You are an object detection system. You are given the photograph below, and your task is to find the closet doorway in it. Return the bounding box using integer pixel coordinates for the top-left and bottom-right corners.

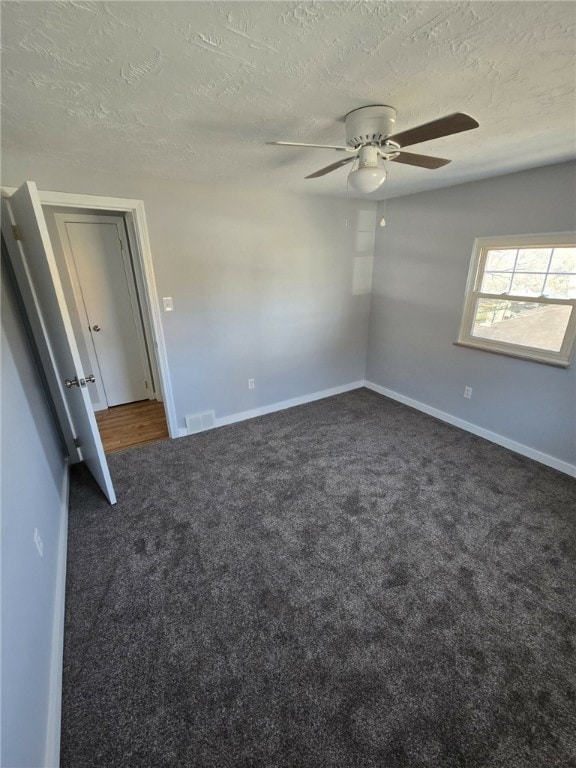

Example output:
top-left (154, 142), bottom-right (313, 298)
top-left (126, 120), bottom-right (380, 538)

top-left (44, 201), bottom-right (174, 454)
top-left (54, 212), bottom-right (151, 408)
top-left (3, 182), bottom-right (177, 500)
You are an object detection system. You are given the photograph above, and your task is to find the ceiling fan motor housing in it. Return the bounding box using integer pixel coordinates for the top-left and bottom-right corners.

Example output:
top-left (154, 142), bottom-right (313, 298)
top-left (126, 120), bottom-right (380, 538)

top-left (345, 105), bottom-right (397, 148)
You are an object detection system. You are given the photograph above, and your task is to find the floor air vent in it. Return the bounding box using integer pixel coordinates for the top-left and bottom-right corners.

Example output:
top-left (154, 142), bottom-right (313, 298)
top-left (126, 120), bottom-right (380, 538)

top-left (185, 410), bottom-right (215, 435)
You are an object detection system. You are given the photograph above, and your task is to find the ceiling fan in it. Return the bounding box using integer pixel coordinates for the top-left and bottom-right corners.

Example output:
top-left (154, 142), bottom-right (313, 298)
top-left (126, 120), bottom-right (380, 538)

top-left (267, 106), bottom-right (479, 193)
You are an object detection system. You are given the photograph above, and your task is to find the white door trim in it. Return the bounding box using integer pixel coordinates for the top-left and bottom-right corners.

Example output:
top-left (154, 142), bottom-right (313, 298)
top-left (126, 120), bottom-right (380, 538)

top-left (2, 186), bottom-right (178, 438)
top-left (122, 213), bottom-right (163, 402)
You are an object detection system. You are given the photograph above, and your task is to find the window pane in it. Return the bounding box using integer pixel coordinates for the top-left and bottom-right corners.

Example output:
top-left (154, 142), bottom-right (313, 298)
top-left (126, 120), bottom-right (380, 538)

top-left (549, 247), bottom-right (576, 273)
top-left (516, 248), bottom-right (552, 272)
top-left (510, 272), bottom-right (546, 296)
top-left (471, 299), bottom-right (572, 352)
top-left (485, 249), bottom-right (516, 271)
top-left (480, 272), bottom-right (512, 294)
top-left (544, 273), bottom-right (576, 299)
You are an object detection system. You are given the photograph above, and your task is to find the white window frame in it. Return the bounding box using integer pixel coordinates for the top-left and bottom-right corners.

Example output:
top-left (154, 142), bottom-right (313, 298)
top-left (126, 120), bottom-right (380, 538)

top-left (457, 233), bottom-right (576, 367)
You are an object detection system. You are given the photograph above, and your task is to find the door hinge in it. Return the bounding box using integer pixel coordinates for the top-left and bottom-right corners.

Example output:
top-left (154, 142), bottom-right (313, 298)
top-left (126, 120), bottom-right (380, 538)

top-left (73, 437), bottom-right (81, 449)
top-left (11, 224), bottom-right (22, 241)
top-left (118, 238), bottom-right (124, 252)
top-left (144, 379), bottom-right (149, 389)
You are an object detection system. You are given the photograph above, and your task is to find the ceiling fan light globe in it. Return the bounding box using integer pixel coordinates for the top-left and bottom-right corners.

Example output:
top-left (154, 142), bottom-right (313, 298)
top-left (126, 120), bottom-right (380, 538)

top-left (348, 165), bottom-right (387, 194)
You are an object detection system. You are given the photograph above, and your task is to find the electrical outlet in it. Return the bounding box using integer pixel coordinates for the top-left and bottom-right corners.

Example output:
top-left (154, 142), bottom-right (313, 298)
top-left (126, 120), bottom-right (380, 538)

top-left (464, 386), bottom-right (473, 399)
top-left (34, 528), bottom-right (43, 557)
top-left (248, 378), bottom-right (255, 390)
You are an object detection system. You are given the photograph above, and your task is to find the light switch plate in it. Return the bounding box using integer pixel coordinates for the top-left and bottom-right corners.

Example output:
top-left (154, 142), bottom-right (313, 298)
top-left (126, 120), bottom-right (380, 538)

top-left (163, 297), bottom-right (174, 312)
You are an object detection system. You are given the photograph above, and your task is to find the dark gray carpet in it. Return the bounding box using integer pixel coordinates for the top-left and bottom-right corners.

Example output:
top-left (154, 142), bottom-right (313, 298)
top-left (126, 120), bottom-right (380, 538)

top-left (62, 388), bottom-right (576, 768)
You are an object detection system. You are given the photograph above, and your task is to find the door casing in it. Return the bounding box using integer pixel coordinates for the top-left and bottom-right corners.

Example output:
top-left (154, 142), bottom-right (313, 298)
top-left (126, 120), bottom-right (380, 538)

top-left (2, 186), bottom-right (178, 439)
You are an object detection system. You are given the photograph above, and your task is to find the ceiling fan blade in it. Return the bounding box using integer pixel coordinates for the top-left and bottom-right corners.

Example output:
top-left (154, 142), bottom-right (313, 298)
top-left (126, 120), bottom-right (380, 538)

top-left (305, 156), bottom-right (356, 179)
top-left (386, 113), bottom-right (479, 148)
top-left (391, 151), bottom-right (451, 169)
top-left (267, 141), bottom-right (353, 152)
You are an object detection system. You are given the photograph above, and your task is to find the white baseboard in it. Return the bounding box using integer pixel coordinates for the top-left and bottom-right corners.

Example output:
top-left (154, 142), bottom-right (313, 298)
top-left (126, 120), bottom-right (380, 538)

top-left (364, 381), bottom-right (576, 478)
top-left (176, 381), bottom-right (365, 437)
top-left (44, 459), bottom-right (70, 768)
top-left (213, 381), bottom-right (365, 429)
top-left (173, 378), bottom-right (575, 477)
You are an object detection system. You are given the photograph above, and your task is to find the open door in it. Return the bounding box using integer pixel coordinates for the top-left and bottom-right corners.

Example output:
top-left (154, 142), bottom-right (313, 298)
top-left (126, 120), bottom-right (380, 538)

top-left (2, 182), bottom-right (116, 504)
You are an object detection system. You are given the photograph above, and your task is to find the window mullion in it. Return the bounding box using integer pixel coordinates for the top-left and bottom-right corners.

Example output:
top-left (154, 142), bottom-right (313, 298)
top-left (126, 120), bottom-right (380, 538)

top-left (542, 248), bottom-right (555, 296)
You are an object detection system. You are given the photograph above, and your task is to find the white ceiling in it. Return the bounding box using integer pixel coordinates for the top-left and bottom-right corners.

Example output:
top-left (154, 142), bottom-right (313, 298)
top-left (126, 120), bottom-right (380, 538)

top-left (2, 1), bottom-right (575, 199)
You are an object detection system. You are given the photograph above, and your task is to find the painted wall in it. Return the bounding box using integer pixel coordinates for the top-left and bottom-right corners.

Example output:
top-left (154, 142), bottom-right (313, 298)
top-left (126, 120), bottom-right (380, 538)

top-left (1, 247), bottom-right (68, 767)
top-left (366, 161), bottom-right (576, 466)
top-left (4, 151), bottom-right (572, 466)
top-left (2, 151), bottom-right (375, 432)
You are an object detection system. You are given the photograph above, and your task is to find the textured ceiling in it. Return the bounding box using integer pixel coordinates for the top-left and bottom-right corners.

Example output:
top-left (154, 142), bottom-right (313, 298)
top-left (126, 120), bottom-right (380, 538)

top-left (1, 1), bottom-right (575, 199)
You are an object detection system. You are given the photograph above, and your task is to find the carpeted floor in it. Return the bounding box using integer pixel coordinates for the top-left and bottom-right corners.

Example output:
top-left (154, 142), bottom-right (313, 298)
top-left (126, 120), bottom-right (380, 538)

top-left (61, 388), bottom-right (576, 768)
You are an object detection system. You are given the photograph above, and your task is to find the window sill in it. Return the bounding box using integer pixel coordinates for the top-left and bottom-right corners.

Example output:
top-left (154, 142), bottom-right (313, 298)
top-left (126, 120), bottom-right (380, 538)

top-left (453, 340), bottom-right (572, 368)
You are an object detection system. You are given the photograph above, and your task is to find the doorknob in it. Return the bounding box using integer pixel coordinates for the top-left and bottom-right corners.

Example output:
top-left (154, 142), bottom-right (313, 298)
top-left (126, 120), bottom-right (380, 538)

top-left (65, 375), bottom-right (95, 388)
top-left (92, 325), bottom-right (101, 332)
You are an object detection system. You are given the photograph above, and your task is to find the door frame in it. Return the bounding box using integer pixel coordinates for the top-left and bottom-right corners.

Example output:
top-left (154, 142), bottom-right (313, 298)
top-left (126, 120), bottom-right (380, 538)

top-left (2, 186), bottom-right (178, 439)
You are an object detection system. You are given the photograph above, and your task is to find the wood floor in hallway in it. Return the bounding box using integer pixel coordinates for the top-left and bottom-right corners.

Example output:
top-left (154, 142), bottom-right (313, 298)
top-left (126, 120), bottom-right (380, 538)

top-left (95, 399), bottom-right (169, 453)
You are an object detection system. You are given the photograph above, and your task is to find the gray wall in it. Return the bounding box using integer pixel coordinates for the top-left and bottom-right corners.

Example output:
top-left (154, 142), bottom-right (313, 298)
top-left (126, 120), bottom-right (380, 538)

top-left (366, 161), bottom-right (576, 465)
top-left (1, 249), bottom-right (68, 767)
top-left (3, 151), bottom-right (573, 465)
top-left (2, 151), bottom-right (375, 432)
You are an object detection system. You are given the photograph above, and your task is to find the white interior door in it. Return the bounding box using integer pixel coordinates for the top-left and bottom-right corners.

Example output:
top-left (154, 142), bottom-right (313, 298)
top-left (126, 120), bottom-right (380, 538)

top-left (2, 182), bottom-right (116, 504)
top-left (56, 214), bottom-right (150, 408)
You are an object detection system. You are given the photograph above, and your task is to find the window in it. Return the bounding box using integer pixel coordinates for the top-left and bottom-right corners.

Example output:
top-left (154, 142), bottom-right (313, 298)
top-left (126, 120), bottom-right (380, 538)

top-left (457, 234), bottom-right (576, 367)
